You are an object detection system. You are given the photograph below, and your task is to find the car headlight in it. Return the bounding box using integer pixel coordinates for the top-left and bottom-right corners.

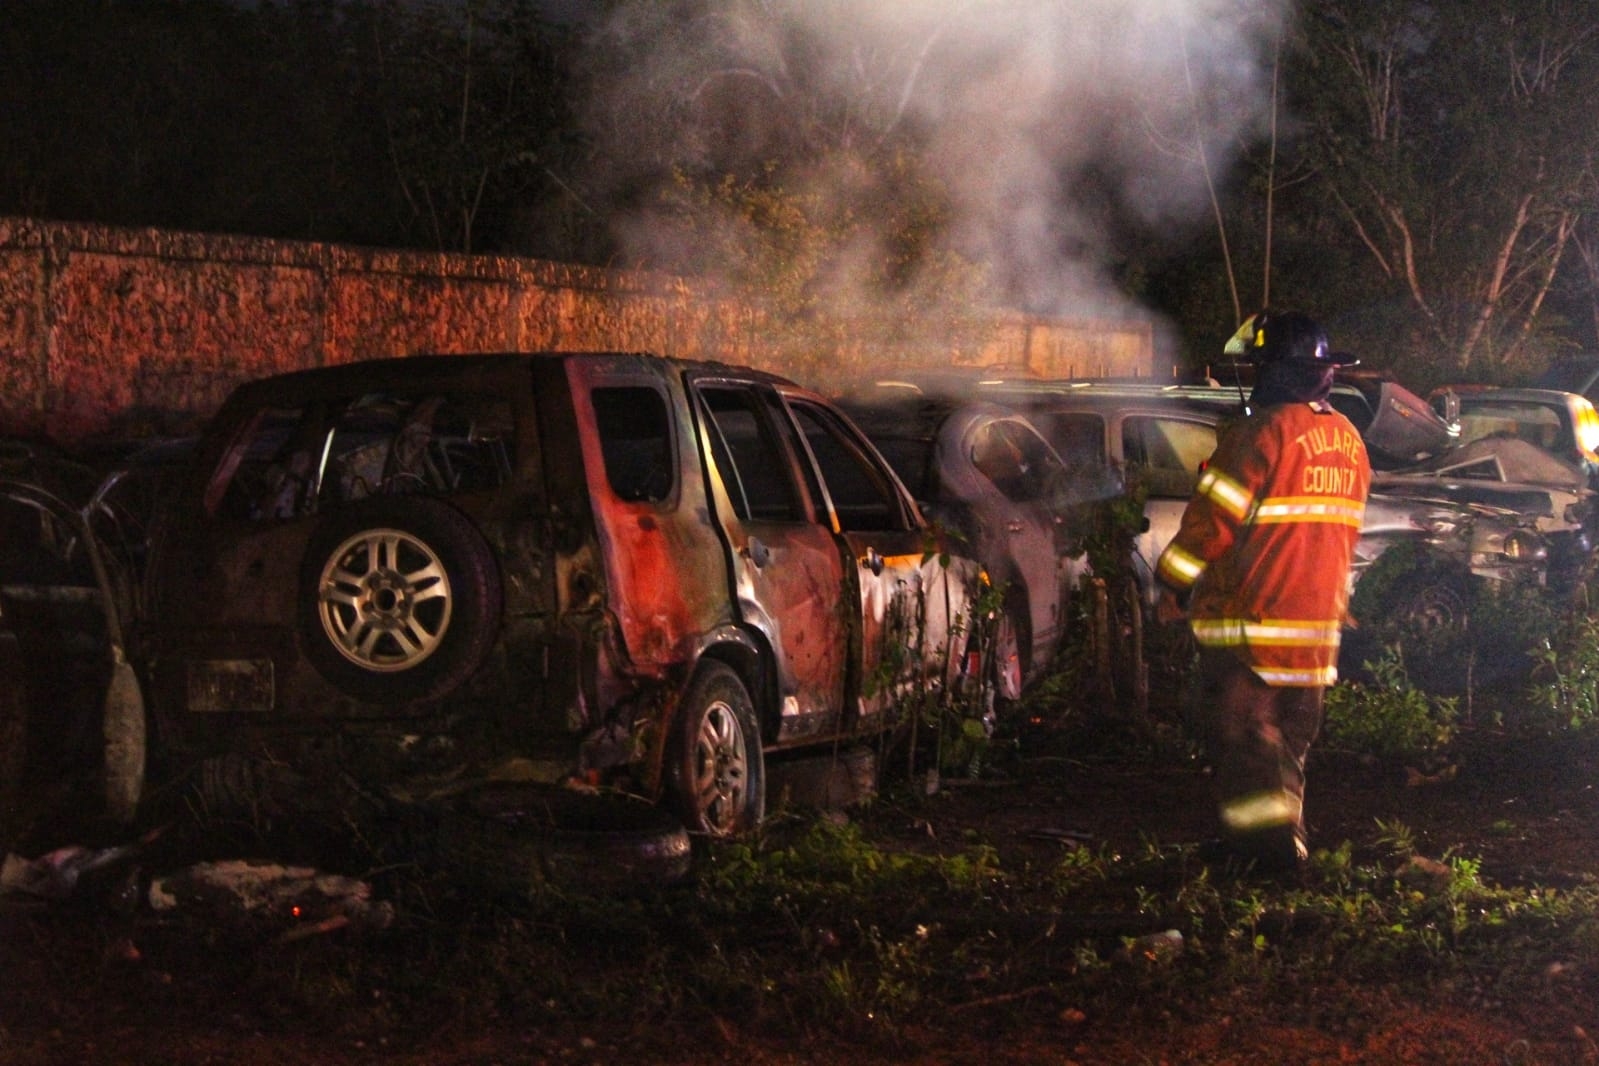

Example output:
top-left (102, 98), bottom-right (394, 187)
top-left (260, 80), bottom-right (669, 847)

top-left (1573, 398), bottom-right (1599, 464)
top-left (1502, 529), bottom-right (1548, 562)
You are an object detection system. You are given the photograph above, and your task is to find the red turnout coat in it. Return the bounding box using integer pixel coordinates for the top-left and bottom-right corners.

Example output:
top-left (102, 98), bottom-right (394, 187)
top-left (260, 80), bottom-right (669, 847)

top-left (1156, 400), bottom-right (1372, 686)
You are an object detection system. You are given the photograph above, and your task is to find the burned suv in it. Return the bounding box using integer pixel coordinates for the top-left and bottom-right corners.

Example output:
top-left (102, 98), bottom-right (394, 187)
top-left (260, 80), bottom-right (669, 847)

top-left (3, 353), bottom-right (980, 842)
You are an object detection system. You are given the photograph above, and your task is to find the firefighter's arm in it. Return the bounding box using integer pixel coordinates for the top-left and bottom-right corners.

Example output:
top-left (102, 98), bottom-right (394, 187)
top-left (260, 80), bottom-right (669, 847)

top-left (1153, 424), bottom-right (1269, 600)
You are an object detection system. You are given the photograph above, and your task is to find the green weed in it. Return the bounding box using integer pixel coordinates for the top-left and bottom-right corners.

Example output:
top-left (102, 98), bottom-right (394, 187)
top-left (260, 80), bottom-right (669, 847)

top-left (1323, 649), bottom-right (1457, 762)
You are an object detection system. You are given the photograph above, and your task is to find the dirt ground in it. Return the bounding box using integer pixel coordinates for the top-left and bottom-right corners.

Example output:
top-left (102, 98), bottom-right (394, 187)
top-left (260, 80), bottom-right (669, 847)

top-left (4, 723), bottom-right (1599, 1065)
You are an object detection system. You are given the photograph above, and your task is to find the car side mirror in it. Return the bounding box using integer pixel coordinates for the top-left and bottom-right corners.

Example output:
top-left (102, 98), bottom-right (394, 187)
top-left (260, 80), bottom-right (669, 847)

top-left (1440, 389), bottom-right (1461, 427)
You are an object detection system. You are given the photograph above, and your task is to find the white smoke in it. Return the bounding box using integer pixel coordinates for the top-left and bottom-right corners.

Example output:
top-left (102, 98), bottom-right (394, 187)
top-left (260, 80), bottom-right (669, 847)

top-left (580, 0), bottom-right (1287, 327)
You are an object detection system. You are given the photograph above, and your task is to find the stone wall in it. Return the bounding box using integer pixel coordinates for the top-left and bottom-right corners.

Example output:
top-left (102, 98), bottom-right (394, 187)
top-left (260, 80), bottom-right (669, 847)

top-left (0, 216), bottom-right (1155, 442)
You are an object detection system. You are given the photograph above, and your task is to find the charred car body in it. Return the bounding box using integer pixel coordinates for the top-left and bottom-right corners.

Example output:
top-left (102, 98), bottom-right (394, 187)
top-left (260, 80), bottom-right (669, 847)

top-left (1330, 377), bottom-right (1594, 588)
top-left (1426, 385), bottom-right (1599, 492)
top-left (835, 389), bottom-right (1099, 702)
top-left (975, 382), bottom-right (1546, 594)
top-left (2, 353), bottom-right (982, 842)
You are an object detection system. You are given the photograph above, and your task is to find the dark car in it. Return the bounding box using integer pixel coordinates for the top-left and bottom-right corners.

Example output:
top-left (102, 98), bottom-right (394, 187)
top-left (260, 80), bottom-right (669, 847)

top-left (837, 386), bottom-right (1102, 702)
top-left (3, 353), bottom-right (985, 844)
top-left (0, 441), bottom-right (147, 848)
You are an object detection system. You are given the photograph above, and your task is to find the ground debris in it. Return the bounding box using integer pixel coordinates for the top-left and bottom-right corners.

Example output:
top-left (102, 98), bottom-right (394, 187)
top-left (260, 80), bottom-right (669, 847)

top-left (1, 827), bottom-right (160, 901)
top-left (146, 858), bottom-right (395, 943)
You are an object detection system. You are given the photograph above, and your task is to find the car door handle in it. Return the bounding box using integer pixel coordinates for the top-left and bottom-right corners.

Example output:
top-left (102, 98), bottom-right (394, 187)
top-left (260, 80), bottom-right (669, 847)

top-left (742, 536), bottom-right (772, 568)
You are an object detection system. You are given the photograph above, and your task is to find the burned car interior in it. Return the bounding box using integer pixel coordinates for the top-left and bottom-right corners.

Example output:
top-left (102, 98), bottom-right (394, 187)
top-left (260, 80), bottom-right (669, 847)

top-left (210, 391), bottom-right (516, 522)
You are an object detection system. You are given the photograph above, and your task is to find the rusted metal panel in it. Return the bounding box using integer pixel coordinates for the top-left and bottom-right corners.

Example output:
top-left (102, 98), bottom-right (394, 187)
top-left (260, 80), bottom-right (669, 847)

top-left (564, 355), bottom-right (733, 674)
top-left (852, 539), bottom-right (978, 727)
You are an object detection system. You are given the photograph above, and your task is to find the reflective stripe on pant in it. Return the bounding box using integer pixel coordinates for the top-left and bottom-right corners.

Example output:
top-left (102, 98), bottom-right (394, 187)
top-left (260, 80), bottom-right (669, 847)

top-left (1193, 647), bottom-right (1324, 863)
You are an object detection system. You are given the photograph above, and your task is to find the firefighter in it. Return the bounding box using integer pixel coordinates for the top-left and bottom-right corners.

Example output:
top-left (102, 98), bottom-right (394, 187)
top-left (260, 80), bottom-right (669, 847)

top-left (1155, 310), bottom-right (1371, 876)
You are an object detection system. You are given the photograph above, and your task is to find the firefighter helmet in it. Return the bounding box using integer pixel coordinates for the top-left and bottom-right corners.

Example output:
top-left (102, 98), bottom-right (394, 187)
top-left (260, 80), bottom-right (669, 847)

top-left (1223, 310), bottom-right (1359, 366)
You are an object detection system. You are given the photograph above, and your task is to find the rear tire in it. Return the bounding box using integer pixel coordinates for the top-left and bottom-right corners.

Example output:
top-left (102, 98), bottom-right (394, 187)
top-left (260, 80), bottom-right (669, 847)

top-left (669, 662), bottom-right (764, 837)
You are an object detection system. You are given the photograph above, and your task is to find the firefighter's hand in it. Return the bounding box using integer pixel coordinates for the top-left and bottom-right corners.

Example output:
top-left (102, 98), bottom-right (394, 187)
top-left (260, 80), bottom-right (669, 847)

top-left (1155, 588), bottom-right (1186, 625)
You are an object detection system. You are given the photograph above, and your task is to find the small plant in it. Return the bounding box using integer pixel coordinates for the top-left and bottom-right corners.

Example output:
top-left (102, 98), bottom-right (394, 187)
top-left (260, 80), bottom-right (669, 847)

top-left (1323, 649), bottom-right (1457, 762)
top-left (863, 530), bottom-right (997, 783)
top-left (1372, 817), bottom-right (1418, 858)
top-left (1528, 584), bottom-right (1599, 732)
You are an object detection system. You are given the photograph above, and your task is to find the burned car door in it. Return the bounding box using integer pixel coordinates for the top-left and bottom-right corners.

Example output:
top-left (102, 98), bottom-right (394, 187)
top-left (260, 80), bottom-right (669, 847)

top-left (780, 396), bottom-right (973, 731)
top-left (690, 381), bottom-right (850, 744)
top-left (939, 411), bottom-right (1072, 695)
top-left (567, 362), bottom-right (740, 678)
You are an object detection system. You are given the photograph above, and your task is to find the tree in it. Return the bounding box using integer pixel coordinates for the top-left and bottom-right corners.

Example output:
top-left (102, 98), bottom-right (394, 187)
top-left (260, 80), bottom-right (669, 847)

top-left (1295, 0), bottom-right (1599, 381)
top-left (570, 0), bottom-right (995, 378)
top-left (367, 0), bottom-right (579, 254)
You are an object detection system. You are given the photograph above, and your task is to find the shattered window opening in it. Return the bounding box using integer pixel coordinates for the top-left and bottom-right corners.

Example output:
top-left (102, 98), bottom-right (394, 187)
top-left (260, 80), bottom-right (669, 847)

top-left (212, 393), bottom-right (514, 522)
top-left (1124, 416), bottom-right (1217, 499)
top-left (789, 401), bottom-right (909, 533)
top-left (592, 386), bottom-right (674, 504)
top-left (697, 386), bottom-right (804, 523)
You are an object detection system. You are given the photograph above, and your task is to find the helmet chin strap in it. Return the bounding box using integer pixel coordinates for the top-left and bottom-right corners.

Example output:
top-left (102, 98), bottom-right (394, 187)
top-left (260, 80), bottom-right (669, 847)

top-left (1230, 359), bottom-right (1252, 417)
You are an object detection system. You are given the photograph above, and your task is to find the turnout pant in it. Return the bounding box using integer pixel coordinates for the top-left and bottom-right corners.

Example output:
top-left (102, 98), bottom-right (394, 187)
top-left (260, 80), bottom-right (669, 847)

top-left (1193, 647), bottom-right (1325, 867)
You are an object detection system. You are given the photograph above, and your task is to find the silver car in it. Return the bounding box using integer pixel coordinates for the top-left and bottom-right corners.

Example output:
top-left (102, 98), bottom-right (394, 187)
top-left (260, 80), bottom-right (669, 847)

top-left (990, 383), bottom-right (1548, 602)
top-left (838, 387), bottom-right (1089, 701)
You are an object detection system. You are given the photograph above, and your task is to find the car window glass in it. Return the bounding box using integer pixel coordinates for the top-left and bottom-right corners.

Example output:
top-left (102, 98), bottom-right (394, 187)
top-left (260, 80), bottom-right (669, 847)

top-left (592, 386), bottom-right (674, 502)
top-left (212, 393), bottom-right (514, 522)
top-left (1036, 412), bottom-right (1107, 468)
top-left (697, 386), bottom-right (805, 522)
top-left (1124, 416), bottom-right (1217, 498)
top-left (1455, 402), bottom-right (1565, 453)
top-left (788, 401), bottom-right (910, 532)
top-left (971, 421), bottom-right (1066, 503)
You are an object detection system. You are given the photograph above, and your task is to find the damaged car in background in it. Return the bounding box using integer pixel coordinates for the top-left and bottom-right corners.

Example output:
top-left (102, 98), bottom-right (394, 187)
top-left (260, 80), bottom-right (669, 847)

top-left (0, 353), bottom-right (986, 879)
top-left (1329, 375), bottom-right (1594, 590)
top-left (843, 372), bottom-right (1573, 691)
top-left (835, 388), bottom-right (1103, 706)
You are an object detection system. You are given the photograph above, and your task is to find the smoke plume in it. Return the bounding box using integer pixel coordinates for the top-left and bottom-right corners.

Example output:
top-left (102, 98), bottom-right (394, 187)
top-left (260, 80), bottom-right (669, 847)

top-left (577, 0), bottom-right (1288, 350)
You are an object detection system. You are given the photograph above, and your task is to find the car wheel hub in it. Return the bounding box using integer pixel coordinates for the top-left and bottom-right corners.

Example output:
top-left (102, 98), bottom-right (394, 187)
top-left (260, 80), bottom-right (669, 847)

top-left (693, 701), bottom-right (747, 833)
top-left (318, 528), bottom-right (453, 672)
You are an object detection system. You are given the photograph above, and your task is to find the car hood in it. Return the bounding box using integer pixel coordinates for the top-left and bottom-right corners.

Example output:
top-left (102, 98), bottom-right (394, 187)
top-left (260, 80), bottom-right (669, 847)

top-left (1373, 436), bottom-right (1589, 528)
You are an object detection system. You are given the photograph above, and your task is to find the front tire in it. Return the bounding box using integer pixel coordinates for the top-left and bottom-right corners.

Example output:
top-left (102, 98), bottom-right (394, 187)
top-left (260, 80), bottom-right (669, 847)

top-left (669, 662), bottom-right (764, 836)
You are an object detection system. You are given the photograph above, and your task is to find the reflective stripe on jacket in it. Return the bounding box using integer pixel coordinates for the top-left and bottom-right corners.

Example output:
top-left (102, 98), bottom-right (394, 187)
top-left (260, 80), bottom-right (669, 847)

top-left (1156, 401), bottom-right (1371, 687)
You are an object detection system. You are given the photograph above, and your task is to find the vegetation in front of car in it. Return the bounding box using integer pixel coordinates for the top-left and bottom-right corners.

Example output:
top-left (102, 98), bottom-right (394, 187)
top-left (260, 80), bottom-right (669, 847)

top-left (863, 531), bottom-right (996, 785)
top-left (1322, 649), bottom-right (1458, 763)
top-left (1529, 574), bottom-right (1599, 733)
